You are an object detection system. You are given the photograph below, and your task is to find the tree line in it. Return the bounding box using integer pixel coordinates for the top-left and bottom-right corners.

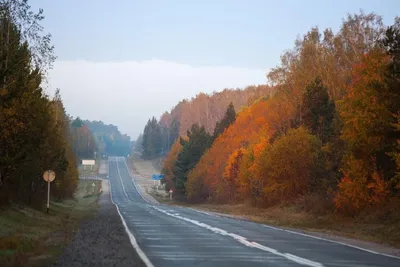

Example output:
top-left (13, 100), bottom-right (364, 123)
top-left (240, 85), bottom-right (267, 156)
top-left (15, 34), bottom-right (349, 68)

top-left (0, 0), bottom-right (78, 207)
top-left (139, 116), bottom-right (180, 159)
top-left (136, 86), bottom-right (272, 158)
top-left (84, 120), bottom-right (131, 157)
top-left (159, 12), bottom-right (400, 216)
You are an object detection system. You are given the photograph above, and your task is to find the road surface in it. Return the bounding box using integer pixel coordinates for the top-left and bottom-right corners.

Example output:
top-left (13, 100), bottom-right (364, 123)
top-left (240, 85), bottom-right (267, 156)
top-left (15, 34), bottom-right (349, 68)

top-left (108, 157), bottom-right (400, 267)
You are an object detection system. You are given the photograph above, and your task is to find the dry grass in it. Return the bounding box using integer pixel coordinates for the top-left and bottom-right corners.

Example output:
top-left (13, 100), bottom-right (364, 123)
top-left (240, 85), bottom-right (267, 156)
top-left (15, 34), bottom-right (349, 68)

top-left (0, 180), bottom-right (102, 267)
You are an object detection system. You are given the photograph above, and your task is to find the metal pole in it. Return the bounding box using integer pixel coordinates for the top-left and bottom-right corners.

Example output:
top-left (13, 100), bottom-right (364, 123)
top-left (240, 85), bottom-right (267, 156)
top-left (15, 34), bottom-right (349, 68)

top-left (47, 180), bottom-right (50, 213)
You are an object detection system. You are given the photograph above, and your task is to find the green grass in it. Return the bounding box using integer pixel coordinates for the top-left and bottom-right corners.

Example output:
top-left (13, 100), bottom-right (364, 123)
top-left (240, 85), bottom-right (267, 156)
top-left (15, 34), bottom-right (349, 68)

top-left (0, 180), bottom-right (102, 267)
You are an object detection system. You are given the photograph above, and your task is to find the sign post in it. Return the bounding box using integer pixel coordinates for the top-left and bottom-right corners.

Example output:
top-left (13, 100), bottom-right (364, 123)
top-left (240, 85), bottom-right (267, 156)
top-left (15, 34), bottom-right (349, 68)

top-left (43, 170), bottom-right (56, 214)
top-left (152, 174), bottom-right (164, 185)
top-left (169, 189), bottom-right (173, 200)
top-left (152, 174), bottom-right (164, 189)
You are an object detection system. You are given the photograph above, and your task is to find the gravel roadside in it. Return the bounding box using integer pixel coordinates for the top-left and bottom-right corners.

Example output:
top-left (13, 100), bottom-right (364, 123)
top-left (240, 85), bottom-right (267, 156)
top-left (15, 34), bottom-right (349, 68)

top-left (51, 180), bottom-right (145, 267)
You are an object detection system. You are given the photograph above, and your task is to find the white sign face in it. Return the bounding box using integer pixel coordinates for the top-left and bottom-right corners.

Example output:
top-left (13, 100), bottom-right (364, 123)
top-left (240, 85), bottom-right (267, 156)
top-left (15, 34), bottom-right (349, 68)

top-left (82, 159), bottom-right (95, 166)
top-left (43, 170), bottom-right (56, 182)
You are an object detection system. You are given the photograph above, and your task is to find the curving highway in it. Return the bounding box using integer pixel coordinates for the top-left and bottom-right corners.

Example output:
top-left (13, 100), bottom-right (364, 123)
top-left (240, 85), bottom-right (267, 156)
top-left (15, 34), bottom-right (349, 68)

top-left (108, 156), bottom-right (400, 267)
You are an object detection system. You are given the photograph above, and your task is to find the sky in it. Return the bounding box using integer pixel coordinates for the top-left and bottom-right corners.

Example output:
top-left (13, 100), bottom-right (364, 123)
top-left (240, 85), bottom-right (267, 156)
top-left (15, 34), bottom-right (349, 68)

top-left (31, 0), bottom-right (399, 139)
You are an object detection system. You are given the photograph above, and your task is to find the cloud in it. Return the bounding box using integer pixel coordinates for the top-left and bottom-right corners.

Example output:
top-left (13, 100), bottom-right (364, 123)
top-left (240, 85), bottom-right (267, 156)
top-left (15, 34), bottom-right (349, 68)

top-left (45, 59), bottom-right (267, 139)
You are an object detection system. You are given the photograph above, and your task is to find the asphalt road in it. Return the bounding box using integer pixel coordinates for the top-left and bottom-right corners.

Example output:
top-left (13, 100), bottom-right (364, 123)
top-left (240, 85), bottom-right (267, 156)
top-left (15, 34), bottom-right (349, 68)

top-left (108, 156), bottom-right (400, 267)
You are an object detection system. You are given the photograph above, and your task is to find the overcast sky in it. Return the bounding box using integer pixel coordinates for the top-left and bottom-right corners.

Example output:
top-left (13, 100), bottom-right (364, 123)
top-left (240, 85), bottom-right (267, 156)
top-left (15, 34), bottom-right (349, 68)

top-left (32, 0), bottom-right (399, 139)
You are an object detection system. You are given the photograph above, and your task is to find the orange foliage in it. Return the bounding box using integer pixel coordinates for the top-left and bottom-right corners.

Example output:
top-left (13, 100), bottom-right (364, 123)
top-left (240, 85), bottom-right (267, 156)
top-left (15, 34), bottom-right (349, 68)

top-left (161, 138), bottom-right (184, 191)
top-left (222, 148), bottom-right (244, 201)
top-left (159, 85), bottom-right (273, 136)
top-left (334, 156), bottom-right (389, 215)
top-left (339, 51), bottom-right (390, 155)
top-left (245, 127), bottom-right (322, 206)
top-left (186, 94), bottom-right (296, 202)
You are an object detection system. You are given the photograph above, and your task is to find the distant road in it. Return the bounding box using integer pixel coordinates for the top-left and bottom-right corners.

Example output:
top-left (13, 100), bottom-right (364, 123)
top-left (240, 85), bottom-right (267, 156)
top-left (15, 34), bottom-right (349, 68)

top-left (109, 156), bottom-right (400, 267)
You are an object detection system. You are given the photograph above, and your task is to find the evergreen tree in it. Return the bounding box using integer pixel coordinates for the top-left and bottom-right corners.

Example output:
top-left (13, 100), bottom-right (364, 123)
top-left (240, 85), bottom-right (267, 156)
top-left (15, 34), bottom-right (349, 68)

top-left (301, 77), bottom-right (336, 143)
top-left (213, 102), bottom-right (236, 140)
top-left (0, 1), bottom-right (77, 206)
top-left (173, 124), bottom-right (211, 194)
top-left (142, 117), bottom-right (162, 158)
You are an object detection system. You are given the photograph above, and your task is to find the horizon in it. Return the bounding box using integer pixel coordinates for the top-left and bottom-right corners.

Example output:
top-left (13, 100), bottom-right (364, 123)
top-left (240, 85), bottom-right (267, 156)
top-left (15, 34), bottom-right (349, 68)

top-left (32, 0), bottom-right (400, 139)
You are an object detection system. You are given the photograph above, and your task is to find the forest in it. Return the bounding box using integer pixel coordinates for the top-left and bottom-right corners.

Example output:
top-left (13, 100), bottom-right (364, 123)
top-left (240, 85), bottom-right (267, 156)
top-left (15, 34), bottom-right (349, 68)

top-left (0, 1), bottom-right (79, 206)
top-left (84, 120), bottom-right (131, 157)
top-left (140, 12), bottom-right (400, 216)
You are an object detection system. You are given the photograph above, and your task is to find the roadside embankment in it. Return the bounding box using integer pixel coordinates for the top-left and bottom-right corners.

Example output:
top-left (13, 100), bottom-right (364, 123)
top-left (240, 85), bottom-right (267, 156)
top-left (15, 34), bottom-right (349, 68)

top-left (0, 180), bottom-right (102, 267)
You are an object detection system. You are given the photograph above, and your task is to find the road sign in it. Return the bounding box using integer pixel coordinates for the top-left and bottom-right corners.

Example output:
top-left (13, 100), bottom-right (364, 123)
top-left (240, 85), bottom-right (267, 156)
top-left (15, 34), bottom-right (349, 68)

top-left (43, 170), bottom-right (55, 182)
top-left (82, 159), bottom-right (95, 165)
top-left (152, 174), bottom-right (164, 180)
top-left (43, 170), bottom-right (56, 213)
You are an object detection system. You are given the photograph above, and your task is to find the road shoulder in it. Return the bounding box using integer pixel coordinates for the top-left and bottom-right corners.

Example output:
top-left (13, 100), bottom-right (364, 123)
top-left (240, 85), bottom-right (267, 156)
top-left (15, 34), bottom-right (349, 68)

top-left (51, 180), bottom-right (145, 267)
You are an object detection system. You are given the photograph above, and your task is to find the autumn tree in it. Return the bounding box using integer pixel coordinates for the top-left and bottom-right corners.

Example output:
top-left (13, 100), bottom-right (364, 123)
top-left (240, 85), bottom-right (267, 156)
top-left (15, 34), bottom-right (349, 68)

top-left (161, 138), bottom-right (184, 192)
top-left (70, 118), bottom-right (97, 159)
top-left (336, 46), bottom-right (395, 213)
top-left (381, 20), bottom-right (400, 188)
top-left (186, 95), bottom-right (295, 202)
top-left (245, 127), bottom-right (323, 206)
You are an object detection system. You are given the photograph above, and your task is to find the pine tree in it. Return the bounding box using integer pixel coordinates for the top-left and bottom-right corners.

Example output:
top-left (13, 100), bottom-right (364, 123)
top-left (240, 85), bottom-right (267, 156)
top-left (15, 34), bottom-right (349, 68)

top-left (0, 1), bottom-right (77, 206)
top-left (213, 102), bottom-right (236, 140)
top-left (142, 117), bottom-right (162, 159)
top-left (173, 124), bottom-right (211, 194)
top-left (301, 77), bottom-right (335, 143)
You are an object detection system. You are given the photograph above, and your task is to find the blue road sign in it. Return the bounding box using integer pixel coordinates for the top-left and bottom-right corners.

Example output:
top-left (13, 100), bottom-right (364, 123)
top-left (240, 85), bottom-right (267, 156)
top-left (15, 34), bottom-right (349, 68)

top-left (152, 174), bottom-right (164, 180)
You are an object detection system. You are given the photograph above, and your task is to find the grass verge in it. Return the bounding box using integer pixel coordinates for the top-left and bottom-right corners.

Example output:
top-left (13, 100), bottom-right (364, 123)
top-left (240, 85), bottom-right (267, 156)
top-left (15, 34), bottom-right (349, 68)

top-left (0, 180), bottom-right (102, 267)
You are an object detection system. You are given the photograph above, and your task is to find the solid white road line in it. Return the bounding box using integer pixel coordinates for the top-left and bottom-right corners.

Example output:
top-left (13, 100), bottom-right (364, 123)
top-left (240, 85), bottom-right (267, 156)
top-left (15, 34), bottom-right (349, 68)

top-left (109, 160), bottom-right (154, 267)
top-left (152, 206), bottom-right (324, 267)
top-left (262, 225), bottom-right (400, 260)
top-left (189, 204), bottom-right (400, 261)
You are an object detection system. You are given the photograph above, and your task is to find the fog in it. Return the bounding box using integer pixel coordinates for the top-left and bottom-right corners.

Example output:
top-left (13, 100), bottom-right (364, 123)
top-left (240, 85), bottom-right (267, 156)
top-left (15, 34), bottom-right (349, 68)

top-left (45, 59), bottom-right (267, 139)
